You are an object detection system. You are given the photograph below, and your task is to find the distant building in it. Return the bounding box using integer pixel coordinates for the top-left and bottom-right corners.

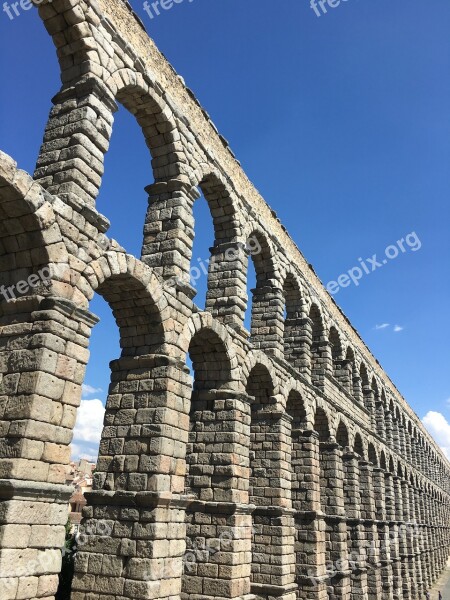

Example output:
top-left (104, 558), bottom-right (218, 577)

top-left (66, 460), bottom-right (96, 533)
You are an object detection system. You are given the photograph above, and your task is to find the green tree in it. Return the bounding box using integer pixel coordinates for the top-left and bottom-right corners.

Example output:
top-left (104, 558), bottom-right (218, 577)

top-left (55, 518), bottom-right (77, 600)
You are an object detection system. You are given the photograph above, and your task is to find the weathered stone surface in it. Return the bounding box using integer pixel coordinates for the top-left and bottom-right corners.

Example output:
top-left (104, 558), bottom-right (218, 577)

top-left (0, 1), bottom-right (449, 599)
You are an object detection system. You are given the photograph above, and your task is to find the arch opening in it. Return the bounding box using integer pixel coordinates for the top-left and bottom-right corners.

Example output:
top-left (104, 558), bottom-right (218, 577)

top-left (354, 433), bottom-right (365, 459)
top-left (96, 103), bottom-right (151, 256)
top-left (245, 231), bottom-right (278, 346)
top-left (336, 421), bottom-right (349, 449)
top-left (185, 326), bottom-right (233, 494)
top-left (190, 192), bottom-right (215, 310)
top-left (0, 171), bottom-right (55, 316)
top-left (314, 407), bottom-right (331, 443)
top-left (368, 443), bottom-right (378, 467)
top-left (197, 175), bottom-right (240, 320)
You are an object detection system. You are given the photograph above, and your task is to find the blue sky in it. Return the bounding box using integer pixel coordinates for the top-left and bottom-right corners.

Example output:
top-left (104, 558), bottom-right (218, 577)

top-left (1, 0), bottom-right (449, 459)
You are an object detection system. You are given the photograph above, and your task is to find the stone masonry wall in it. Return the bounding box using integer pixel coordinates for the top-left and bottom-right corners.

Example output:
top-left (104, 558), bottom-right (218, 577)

top-left (0, 1), bottom-right (449, 600)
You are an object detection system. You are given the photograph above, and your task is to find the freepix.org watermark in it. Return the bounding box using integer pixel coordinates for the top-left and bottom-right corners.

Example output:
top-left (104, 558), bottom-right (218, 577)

top-left (2, 0), bottom-right (52, 21)
top-left (165, 235), bottom-right (262, 293)
top-left (0, 267), bottom-right (51, 303)
top-left (143, 0), bottom-right (194, 20)
top-left (144, 524), bottom-right (253, 587)
top-left (326, 232), bottom-right (422, 296)
top-left (306, 523), bottom-right (421, 586)
top-left (310, 0), bottom-right (350, 18)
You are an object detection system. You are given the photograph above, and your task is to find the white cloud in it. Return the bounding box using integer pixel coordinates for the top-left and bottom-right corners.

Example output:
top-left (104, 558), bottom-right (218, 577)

top-left (374, 324), bottom-right (404, 333)
top-left (422, 411), bottom-right (450, 458)
top-left (71, 442), bottom-right (100, 463)
top-left (82, 384), bottom-right (103, 396)
top-left (71, 399), bottom-right (105, 461)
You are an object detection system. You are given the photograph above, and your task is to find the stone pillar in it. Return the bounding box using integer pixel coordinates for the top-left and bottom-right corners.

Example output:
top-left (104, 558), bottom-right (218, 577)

top-left (391, 418), bottom-right (400, 454)
top-left (342, 449), bottom-right (368, 600)
top-left (249, 287), bottom-right (285, 358)
top-left (332, 359), bottom-right (349, 392)
top-left (372, 468), bottom-right (392, 600)
top-left (439, 502), bottom-right (445, 573)
top-left (393, 476), bottom-right (410, 600)
top-left (183, 389), bottom-right (254, 600)
top-left (359, 460), bottom-right (382, 600)
top-left (427, 492), bottom-right (435, 584)
top-left (437, 500), bottom-right (444, 577)
top-left (311, 340), bottom-right (332, 391)
top-left (420, 446), bottom-right (426, 474)
top-left (384, 411), bottom-right (394, 451)
top-left (0, 297), bottom-right (97, 600)
top-left (183, 506), bottom-right (253, 600)
top-left (401, 481), bottom-right (417, 598)
top-left (205, 241), bottom-right (247, 330)
top-left (286, 316), bottom-right (313, 379)
top-left (319, 440), bottom-right (350, 600)
top-left (362, 389), bottom-right (376, 432)
top-left (419, 488), bottom-right (432, 591)
top-left (408, 482), bottom-right (422, 597)
top-left (292, 431), bottom-right (328, 600)
top-left (185, 389), bottom-right (250, 504)
top-left (374, 400), bottom-right (386, 440)
top-left (429, 495), bottom-right (438, 583)
top-left (404, 435), bottom-right (412, 466)
top-left (352, 375), bottom-right (363, 406)
top-left (413, 441), bottom-right (420, 473)
top-left (142, 180), bottom-right (199, 291)
top-left (384, 471), bottom-right (402, 600)
top-left (34, 77), bottom-right (117, 207)
top-left (249, 410), bottom-right (297, 600)
top-left (427, 492), bottom-right (434, 585)
top-left (71, 355), bottom-right (193, 600)
top-left (397, 424), bottom-right (407, 458)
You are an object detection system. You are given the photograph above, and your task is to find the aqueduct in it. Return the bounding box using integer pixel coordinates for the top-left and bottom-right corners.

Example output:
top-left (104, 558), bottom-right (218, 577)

top-left (0, 1), bottom-right (449, 599)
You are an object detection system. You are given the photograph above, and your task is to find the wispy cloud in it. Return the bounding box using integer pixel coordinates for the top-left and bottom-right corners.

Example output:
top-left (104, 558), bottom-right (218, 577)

top-left (374, 323), bottom-right (404, 333)
top-left (422, 411), bottom-right (450, 458)
top-left (82, 384), bottom-right (103, 396)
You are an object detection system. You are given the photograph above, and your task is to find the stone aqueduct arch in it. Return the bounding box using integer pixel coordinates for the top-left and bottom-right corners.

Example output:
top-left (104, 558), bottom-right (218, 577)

top-left (0, 1), bottom-right (449, 599)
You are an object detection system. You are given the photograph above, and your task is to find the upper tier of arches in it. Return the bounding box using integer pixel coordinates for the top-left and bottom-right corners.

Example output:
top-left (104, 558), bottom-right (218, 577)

top-left (31, 0), bottom-right (450, 490)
